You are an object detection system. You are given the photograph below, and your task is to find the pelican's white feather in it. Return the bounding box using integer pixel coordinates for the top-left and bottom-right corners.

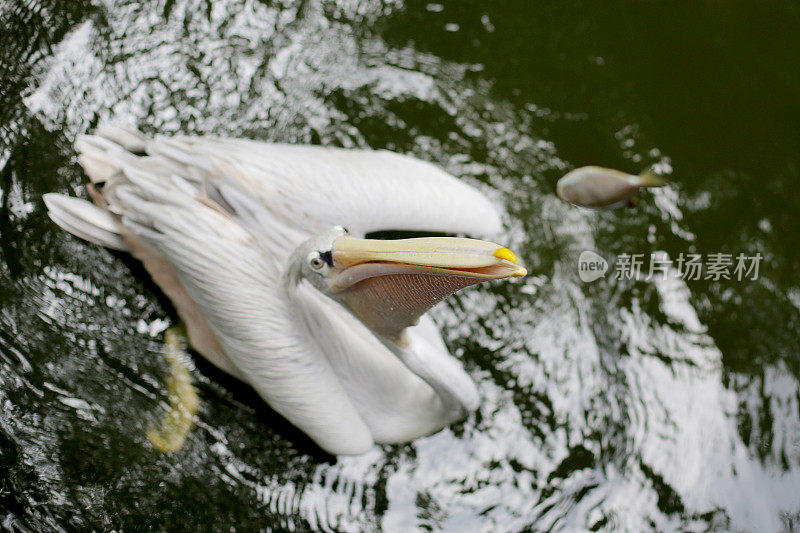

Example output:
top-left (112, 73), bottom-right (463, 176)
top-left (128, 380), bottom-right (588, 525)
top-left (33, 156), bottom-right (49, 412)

top-left (43, 193), bottom-right (127, 250)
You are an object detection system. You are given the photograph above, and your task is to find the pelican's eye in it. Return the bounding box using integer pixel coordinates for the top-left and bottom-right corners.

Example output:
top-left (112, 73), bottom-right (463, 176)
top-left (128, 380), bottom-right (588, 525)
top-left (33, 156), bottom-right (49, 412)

top-left (308, 250), bottom-right (334, 271)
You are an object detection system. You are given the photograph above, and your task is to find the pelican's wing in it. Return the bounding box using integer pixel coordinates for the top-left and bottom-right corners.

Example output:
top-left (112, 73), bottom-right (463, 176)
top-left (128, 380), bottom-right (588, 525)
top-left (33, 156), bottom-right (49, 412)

top-left (146, 135), bottom-right (503, 239)
top-left (101, 169), bottom-right (374, 455)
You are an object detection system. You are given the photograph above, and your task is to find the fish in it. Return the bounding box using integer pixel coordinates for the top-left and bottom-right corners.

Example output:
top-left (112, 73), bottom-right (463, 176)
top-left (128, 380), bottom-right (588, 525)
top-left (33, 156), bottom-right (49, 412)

top-left (556, 166), bottom-right (666, 209)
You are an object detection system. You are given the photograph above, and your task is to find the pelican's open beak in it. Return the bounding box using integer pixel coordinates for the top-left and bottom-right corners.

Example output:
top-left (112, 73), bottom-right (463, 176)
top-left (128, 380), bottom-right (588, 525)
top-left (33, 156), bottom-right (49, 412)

top-left (327, 236), bottom-right (527, 340)
top-left (330, 236), bottom-right (527, 292)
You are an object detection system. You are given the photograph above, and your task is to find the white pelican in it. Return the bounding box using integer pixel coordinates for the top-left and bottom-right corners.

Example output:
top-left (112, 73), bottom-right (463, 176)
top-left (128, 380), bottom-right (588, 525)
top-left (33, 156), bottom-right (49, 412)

top-left (44, 127), bottom-right (526, 455)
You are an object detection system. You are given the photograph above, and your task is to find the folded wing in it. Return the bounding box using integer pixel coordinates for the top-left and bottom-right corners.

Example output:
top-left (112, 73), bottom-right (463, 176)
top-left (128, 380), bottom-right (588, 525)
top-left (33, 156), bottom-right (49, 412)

top-left (104, 170), bottom-right (376, 455)
top-left (147, 134), bottom-right (503, 239)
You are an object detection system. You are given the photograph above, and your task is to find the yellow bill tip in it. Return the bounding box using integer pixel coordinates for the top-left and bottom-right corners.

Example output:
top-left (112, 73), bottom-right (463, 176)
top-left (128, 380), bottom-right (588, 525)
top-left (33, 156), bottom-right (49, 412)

top-left (493, 247), bottom-right (519, 264)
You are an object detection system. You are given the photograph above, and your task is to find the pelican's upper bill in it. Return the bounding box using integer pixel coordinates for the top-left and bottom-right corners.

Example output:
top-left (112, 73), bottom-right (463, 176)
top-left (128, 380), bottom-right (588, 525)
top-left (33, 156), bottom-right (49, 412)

top-left (329, 235), bottom-right (527, 292)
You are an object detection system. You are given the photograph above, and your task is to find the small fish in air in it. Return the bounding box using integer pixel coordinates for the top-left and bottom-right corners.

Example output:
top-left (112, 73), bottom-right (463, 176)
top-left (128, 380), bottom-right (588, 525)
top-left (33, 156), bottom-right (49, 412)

top-left (556, 166), bottom-right (666, 209)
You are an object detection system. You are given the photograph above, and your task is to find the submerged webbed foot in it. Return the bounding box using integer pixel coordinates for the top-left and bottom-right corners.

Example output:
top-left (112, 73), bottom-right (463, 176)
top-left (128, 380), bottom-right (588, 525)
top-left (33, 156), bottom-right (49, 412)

top-left (147, 325), bottom-right (199, 453)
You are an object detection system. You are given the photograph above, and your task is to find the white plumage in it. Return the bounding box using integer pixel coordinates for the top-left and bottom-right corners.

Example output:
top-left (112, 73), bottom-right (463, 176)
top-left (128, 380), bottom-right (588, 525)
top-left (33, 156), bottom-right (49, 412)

top-left (44, 127), bottom-right (523, 454)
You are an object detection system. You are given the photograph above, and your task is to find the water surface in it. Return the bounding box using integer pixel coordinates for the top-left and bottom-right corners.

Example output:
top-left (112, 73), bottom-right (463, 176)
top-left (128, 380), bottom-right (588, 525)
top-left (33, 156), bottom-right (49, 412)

top-left (1, 0), bottom-right (799, 530)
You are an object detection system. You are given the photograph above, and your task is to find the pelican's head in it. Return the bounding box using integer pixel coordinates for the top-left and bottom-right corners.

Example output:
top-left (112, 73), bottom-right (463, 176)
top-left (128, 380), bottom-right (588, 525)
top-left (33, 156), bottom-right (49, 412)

top-left (290, 226), bottom-right (527, 342)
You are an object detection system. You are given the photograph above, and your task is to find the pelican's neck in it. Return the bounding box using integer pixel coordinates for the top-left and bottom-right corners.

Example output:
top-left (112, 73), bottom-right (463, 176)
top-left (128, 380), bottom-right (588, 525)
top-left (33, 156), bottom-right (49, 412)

top-left (283, 249), bottom-right (479, 423)
top-left (379, 331), bottom-right (479, 422)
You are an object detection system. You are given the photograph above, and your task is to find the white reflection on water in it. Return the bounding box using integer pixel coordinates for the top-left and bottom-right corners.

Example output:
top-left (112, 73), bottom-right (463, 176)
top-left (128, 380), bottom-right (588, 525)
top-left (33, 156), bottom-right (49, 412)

top-left (4, 0), bottom-right (798, 530)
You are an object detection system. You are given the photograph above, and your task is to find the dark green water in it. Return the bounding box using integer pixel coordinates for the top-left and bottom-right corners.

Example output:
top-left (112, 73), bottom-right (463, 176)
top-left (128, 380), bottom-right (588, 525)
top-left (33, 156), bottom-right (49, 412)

top-left (1, 0), bottom-right (799, 530)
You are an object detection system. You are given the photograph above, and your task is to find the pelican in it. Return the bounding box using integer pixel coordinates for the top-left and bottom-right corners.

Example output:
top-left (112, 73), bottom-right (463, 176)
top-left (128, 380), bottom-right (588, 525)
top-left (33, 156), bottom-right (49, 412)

top-left (44, 127), bottom-right (526, 455)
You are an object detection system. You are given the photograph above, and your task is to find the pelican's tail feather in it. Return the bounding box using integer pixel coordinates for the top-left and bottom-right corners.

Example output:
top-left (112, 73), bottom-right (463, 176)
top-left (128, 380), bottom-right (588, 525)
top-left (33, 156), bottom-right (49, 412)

top-left (43, 193), bottom-right (128, 251)
top-left (94, 125), bottom-right (148, 154)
